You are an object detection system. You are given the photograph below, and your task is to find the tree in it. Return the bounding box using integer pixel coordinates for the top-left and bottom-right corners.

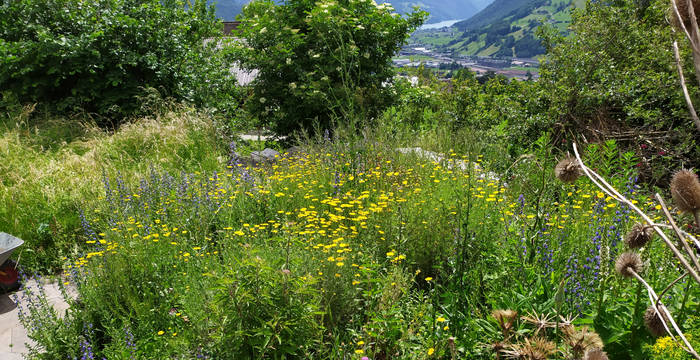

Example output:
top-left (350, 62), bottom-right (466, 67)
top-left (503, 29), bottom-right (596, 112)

top-left (235, 0), bottom-right (426, 135)
top-left (537, 0), bottom-right (697, 185)
top-left (0, 0), bottom-right (235, 123)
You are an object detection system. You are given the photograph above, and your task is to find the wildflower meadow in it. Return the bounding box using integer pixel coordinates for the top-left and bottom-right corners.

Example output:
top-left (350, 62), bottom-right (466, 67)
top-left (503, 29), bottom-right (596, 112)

top-left (3, 0), bottom-right (700, 358)
top-left (13, 136), bottom-right (700, 359)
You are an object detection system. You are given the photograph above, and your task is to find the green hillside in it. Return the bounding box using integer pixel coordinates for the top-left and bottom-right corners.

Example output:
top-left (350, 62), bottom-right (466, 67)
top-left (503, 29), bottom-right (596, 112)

top-left (411, 0), bottom-right (585, 58)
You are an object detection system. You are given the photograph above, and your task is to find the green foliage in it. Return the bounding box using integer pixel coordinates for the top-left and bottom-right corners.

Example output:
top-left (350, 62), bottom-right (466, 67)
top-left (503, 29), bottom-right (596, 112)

top-left (644, 317), bottom-right (700, 360)
top-left (417, 0), bottom-right (575, 57)
top-left (0, 103), bottom-right (224, 272)
top-left (235, 0), bottom-right (426, 135)
top-left (0, 0), bottom-right (238, 122)
top-left (537, 0), bottom-right (698, 184)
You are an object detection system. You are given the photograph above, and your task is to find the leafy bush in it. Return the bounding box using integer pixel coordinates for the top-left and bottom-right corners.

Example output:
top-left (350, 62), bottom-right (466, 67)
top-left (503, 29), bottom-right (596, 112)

top-left (537, 0), bottom-right (698, 185)
top-left (235, 0), bottom-right (426, 136)
top-left (0, 0), bottom-right (237, 122)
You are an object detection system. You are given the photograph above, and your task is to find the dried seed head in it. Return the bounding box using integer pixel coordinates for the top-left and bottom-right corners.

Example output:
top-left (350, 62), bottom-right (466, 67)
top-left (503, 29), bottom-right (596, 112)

top-left (530, 336), bottom-right (556, 356)
top-left (671, 0), bottom-right (700, 31)
top-left (624, 223), bottom-right (654, 249)
top-left (615, 252), bottom-right (643, 278)
top-left (567, 326), bottom-right (604, 357)
top-left (584, 348), bottom-right (609, 360)
top-left (491, 341), bottom-right (506, 354)
top-left (670, 169), bottom-right (700, 213)
top-left (492, 309), bottom-right (518, 332)
top-left (502, 338), bottom-right (555, 360)
top-left (555, 157), bottom-right (582, 183)
top-left (644, 306), bottom-right (669, 337)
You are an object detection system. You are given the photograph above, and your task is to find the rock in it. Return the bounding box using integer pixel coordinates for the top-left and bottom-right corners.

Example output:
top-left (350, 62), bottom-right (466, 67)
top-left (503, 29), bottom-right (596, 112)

top-left (395, 147), bottom-right (501, 182)
top-left (250, 148), bottom-right (280, 164)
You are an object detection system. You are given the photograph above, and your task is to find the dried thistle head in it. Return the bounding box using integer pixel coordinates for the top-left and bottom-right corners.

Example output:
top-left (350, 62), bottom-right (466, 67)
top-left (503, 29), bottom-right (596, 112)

top-left (555, 157), bottom-right (582, 183)
top-left (501, 337), bottom-right (555, 360)
top-left (500, 343), bottom-right (527, 359)
top-left (522, 312), bottom-right (555, 335)
top-left (624, 223), bottom-right (654, 249)
top-left (614, 252), bottom-right (643, 278)
top-left (670, 169), bottom-right (700, 214)
top-left (493, 309), bottom-right (519, 333)
top-left (644, 305), bottom-right (669, 337)
top-left (491, 341), bottom-right (507, 355)
top-left (584, 348), bottom-right (609, 360)
top-left (670, 0), bottom-right (700, 31)
top-left (558, 314), bottom-right (578, 337)
top-left (566, 326), bottom-right (603, 357)
top-left (529, 336), bottom-right (556, 357)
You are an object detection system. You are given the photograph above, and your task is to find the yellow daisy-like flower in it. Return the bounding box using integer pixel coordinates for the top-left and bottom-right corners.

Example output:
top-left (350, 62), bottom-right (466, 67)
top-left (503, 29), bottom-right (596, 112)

top-left (428, 347), bottom-right (435, 355)
top-left (157, 330), bottom-right (165, 336)
top-left (436, 317), bottom-right (446, 323)
top-left (425, 277), bottom-right (433, 282)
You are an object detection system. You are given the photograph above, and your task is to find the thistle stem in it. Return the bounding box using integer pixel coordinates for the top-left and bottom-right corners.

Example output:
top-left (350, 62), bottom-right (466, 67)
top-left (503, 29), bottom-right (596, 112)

top-left (655, 272), bottom-right (688, 309)
top-left (656, 195), bottom-right (700, 273)
top-left (572, 143), bottom-right (700, 285)
top-left (630, 270), bottom-right (700, 359)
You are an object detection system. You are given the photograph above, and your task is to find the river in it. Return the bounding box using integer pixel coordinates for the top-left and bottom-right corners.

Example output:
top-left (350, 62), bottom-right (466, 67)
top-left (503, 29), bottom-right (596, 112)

top-left (419, 19), bottom-right (464, 30)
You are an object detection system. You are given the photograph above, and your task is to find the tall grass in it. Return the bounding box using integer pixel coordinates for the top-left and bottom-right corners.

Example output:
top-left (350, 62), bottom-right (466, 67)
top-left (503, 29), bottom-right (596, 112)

top-left (14, 126), bottom-right (698, 359)
top-left (0, 104), bottom-right (224, 271)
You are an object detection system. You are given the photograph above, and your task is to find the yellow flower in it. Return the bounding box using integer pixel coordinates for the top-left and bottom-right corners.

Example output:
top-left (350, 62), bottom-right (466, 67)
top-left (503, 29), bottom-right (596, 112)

top-left (355, 349), bottom-right (364, 354)
top-left (157, 330), bottom-right (164, 336)
top-left (428, 347), bottom-right (435, 355)
top-left (425, 277), bottom-right (433, 282)
top-left (437, 317), bottom-right (446, 323)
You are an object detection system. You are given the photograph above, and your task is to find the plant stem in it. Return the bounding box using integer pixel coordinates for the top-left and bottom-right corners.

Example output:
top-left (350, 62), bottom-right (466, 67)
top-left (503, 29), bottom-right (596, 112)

top-left (630, 281), bottom-right (643, 351)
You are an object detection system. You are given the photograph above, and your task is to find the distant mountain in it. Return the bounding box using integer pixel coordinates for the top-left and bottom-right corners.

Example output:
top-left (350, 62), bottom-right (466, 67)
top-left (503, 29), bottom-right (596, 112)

top-left (209, 0), bottom-right (249, 20)
top-left (454, 0), bottom-right (535, 30)
top-left (209, 0), bottom-right (495, 24)
top-left (387, 0), bottom-right (494, 23)
top-left (411, 0), bottom-right (583, 58)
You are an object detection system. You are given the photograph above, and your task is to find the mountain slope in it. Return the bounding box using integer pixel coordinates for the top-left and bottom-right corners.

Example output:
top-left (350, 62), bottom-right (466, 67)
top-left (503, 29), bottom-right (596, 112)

top-left (210, 0), bottom-right (495, 23)
top-left (209, 0), bottom-right (249, 20)
top-left (387, 0), bottom-right (483, 23)
top-left (411, 0), bottom-right (583, 58)
top-left (454, 0), bottom-right (535, 30)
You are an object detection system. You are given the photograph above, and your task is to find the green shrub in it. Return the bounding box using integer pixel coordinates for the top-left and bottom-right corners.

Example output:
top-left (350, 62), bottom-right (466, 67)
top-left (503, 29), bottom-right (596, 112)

top-left (537, 0), bottom-right (697, 184)
top-left (235, 0), bottom-right (426, 136)
top-left (0, 0), bottom-right (236, 122)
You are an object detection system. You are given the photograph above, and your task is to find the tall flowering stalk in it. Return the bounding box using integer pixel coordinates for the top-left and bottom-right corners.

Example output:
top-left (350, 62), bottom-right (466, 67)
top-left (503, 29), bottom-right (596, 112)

top-left (572, 143), bottom-right (700, 359)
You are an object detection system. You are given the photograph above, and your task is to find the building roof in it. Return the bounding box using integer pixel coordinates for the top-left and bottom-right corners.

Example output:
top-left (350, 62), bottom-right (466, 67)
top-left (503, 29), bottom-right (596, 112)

top-left (223, 21), bottom-right (241, 36)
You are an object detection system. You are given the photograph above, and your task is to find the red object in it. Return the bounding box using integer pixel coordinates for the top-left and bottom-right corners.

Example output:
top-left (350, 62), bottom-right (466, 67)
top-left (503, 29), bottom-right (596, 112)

top-left (0, 260), bottom-right (20, 293)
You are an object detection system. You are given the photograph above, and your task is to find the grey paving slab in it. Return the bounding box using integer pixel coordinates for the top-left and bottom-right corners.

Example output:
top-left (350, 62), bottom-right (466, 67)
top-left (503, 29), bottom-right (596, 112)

top-left (0, 351), bottom-right (23, 359)
top-left (0, 280), bottom-right (74, 356)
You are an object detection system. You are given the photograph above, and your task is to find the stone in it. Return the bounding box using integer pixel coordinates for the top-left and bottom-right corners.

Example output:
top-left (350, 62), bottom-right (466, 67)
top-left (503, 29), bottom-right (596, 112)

top-left (250, 148), bottom-right (280, 164)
